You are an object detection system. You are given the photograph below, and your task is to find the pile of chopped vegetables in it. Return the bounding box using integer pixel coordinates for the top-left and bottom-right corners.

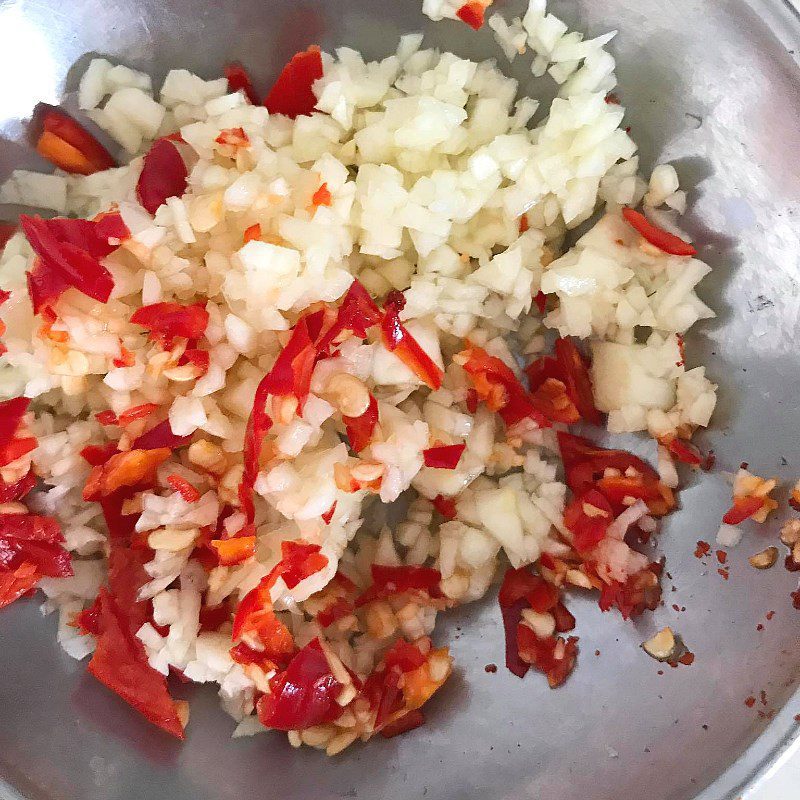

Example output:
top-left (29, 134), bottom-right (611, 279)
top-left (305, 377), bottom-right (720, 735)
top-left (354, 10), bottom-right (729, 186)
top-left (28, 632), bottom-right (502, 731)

top-left (7, 0), bottom-right (778, 755)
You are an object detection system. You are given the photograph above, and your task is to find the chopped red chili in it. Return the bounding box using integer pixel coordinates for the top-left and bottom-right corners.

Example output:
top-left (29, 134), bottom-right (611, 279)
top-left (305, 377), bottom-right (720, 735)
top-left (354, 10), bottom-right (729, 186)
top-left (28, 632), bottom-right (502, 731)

top-left (136, 138), bottom-right (188, 215)
top-left (34, 105), bottom-right (116, 175)
top-left (423, 443), bottom-right (465, 470)
top-left (456, 2), bottom-right (486, 29)
top-left (130, 301), bottom-right (209, 349)
top-left (263, 46), bottom-right (323, 118)
top-left (621, 207), bottom-right (697, 257)
top-left (224, 62), bottom-right (260, 105)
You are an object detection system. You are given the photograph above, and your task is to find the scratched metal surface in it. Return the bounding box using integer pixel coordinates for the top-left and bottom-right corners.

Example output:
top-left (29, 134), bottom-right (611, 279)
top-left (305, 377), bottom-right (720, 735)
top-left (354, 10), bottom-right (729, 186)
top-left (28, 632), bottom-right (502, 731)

top-left (0, 1), bottom-right (799, 799)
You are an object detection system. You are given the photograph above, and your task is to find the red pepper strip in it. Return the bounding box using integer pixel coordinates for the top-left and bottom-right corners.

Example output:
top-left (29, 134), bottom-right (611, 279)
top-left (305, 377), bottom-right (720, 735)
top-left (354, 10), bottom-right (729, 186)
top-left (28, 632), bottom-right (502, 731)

top-left (177, 348), bottom-right (210, 374)
top-left (316, 279), bottom-right (382, 355)
top-left (554, 337), bottom-right (602, 425)
top-left (498, 567), bottom-right (558, 611)
top-left (423, 443), bottom-right (466, 470)
top-left (533, 290), bottom-right (547, 315)
top-left (118, 403), bottom-right (160, 426)
top-left (0, 514), bottom-right (72, 578)
top-left (595, 475), bottom-right (675, 517)
top-left (501, 598), bottom-right (529, 678)
top-left (0, 437), bottom-right (37, 468)
top-left (0, 470), bottom-right (36, 503)
top-left (311, 183), bottom-right (332, 207)
top-left (552, 602), bottom-right (576, 633)
top-left (215, 127), bottom-right (250, 148)
top-left (557, 431), bottom-right (660, 494)
top-left (381, 292), bottom-right (443, 390)
top-left (230, 641), bottom-right (278, 672)
top-left (263, 45), bottom-right (323, 118)
top-left (256, 638), bottom-right (342, 731)
top-left (0, 397), bottom-right (31, 450)
top-left (722, 495), bottom-right (765, 525)
top-left (525, 356), bottom-right (561, 392)
top-left (384, 639), bottom-right (427, 672)
top-left (34, 105), bottom-right (116, 175)
top-left (516, 624), bottom-right (579, 689)
top-left (136, 138), bottom-right (188, 215)
top-left (530, 378), bottom-right (580, 425)
top-left (316, 596), bottom-right (353, 628)
top-left (199, 601), bottom-right (232, 632)
top-left (621, 207), bottom-right (697, 257)
top-left (342, 394), bottom-right (379, 453)
top-left (0, 561), bottom-right (40, 609)
top-left (239, 372), bottom-right (273, 524)
top-left (321, 501), bottom-right (337, 525)
top-left (278, 540), bottom-right (328, 589)
top-left (130, 302), bottom-right (209, 349)
top-left (460, 345), bottom-right (549, 428)
top-left (0, 224), bottom-right (16, 251)
top-left (20, 215), bottom-right (118, 310)
top-left (432, 494), bottom-right (457, 520)
top-left (0, 288), bottom-right (9, 356)
top-left (88, 588), bottom-right (185, 738)
top-left (132, 420), bottom-right (192, 451)
top-left (166, 474), bottom-right (201, 503)
top-left (210, 536), bottom-right (256, 566)
top-left (667, 437), bottom-right (703, 466)
top-left (596, 563), bottom-right (662, 619)
top-left (456, 2), bottom-right (487, 29)
top-left (83, 448), bottom-right (171, 501)
top-left (380, 708), bottom-right (425, 738)
top-left (80, 443), bottom-right (118, 466)
top-left (563, 488), bottom-right (614, 554)
top-left (259, 315), bottom-right (317, 401)
top-left (224, 62), bottom-right (260, 105)
top-left (356, 564), bottom-right (443, 607)
top-left (243, 223), bottom-right (261, 243)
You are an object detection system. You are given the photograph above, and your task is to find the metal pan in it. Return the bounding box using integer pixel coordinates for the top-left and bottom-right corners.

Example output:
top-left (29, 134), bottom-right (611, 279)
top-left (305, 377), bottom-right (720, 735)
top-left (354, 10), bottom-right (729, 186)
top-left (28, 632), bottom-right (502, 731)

top-left (0, 1), bottom-right (798, 799)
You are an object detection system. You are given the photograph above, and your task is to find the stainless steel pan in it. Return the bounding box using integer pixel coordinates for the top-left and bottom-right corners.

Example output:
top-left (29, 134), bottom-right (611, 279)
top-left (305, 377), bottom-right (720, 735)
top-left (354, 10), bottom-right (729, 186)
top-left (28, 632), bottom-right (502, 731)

top-left (0, 1), bottom-right (798, 799)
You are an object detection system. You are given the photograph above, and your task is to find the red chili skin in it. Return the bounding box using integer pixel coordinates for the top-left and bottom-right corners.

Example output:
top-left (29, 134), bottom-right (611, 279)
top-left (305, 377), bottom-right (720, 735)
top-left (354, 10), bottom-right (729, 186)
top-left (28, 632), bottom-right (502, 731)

top-left (316, 279), bottom-right (381, 355)
top-left (722, 495), bottom-right (764, 525)
top-left (380, 708), bottom-right (425, 738)
top-left (356, 564), bottom-right (443, 607)
top-left (224, 62), bottom-right (260, 105)
top-left (136, 138), bottom-right (188, 214)
top-left (256, 638), bottom-right (342, 731)
top-left (432, 494), bottom-right (457, 520)
top-left (0, 514), bottom-right (72, 579)
top-left (130, 302), bottom-right (209, 348)
top-left (621, 207), bottom-right (697, 257)
top-left (501, 598), bottom-right (530, 678)
top-left (0, 470), bottom-right (37, 503)
top-left (343, 394), bottom-right (379, 453)
top-left (563, 488), bottom-right (614, 554)
top-left (20, 214), bottom-right (122, 311)
top-left (34, 104), bottom-right (117, 174)
top-left (0, 397), bottom-right (31, 450)
top-left (381, 292), bottom-right (443, 390)
top-left (263, 46), bottom-right (324, 118)
top-left (88, 588), bottom-right (185, 739)
top-left (554, 337), bottom-right (602, 425)
top-left (131, 420), bottom-right (192, 451)
top-left (422, 443), bottom-right (466, 469)
top-left (456, 2), bottom-right (486, 29)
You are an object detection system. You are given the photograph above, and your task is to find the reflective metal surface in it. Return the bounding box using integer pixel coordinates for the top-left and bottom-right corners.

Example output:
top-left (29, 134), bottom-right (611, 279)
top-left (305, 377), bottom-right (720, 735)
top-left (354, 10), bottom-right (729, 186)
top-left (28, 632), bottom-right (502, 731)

top-left (1, 1), bottom-right (799, 799)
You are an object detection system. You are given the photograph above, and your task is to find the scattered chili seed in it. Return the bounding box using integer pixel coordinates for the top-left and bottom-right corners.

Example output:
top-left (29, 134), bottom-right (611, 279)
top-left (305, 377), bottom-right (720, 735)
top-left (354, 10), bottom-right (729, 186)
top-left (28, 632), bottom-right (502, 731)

top-left (715, 550), bottom-right (728, 565)
top-left (484, 663), bottom-right (497, 674)
top-left (694, 540), bottom-right (711, 559)
top-left (745, 697), bottom-right (756, 708)
top-left (718, 568), bottom-right (730, 580)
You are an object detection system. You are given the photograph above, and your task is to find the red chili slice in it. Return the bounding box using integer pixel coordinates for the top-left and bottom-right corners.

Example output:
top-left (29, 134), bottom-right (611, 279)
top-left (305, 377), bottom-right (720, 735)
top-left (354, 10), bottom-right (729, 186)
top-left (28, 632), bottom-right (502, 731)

top-left (243, 223), bottom-right (261, 243)
top-left (554, 337), bottom-right (602, 425)
top-left (311, 182), bottom-right (332, 207)
top-left (224, 62), bottom-right (260, 105)
top-left (316, 279), bottom-right (381, 355)
top-left (34, 105), bottom-right (116, 175)
top-left (136, 138), bottom-right (188, 215)
top-left (621, 207), bottom-right (697, 257)
top-left (256, 638), bottom-right (342, 731)
top-left (384, 639), bottom-right (427, 672)
top-left (210, 536), bottom-right (256, 566)
top-left (533, 290), bottom-right (547, 315)
top-left (0, 437), bottom-right (37, 468)
top-left (316, 596), bottom-right (353, 628)
top-left (563, 488), bottom-right (614, 554)
top-left (20, 215), bottom-right (119, 310)
top-left (516, 624), bottom-right (579, 689)
top-left (87, 587), bottom-right (185, 738)
top-left (263, 46), bottom-right (323, 118)
top-left (130, 302), bottom-right (209, 348)
top-left (132, 420), bottom-right (192, 451)
top-left (321, 501), bottom-right (337, 525)
top-left (0, 561), bottom-right (40, 609)
top-left (423, 443), bottom-right (466, 470)
top-left (456, 2), bottom-right (486, 29)
top-left (215, 127), bottom-right (250, 148)
top-left (381, 291), bottom-right (443, 390)
top-left (500, 598), bottom-right (529, 678)
top-left (80, 442), bottom-right (118, 467)
top-left (0, 470), bottom-right (36, 503)
top-left (530, 378), bottom-right (580, 425)
top-left (343, 393), bottom-right (378, 453)
top-left (380, 708), bottom-right (425, 738)
top-left (356, 564), bottom-right (442, 607)
top-left (166, 474), bottom-right (201, 503)
top-left (0, 397), bottom-right (31, 450)
top-left (278, 540), bottom-right (328, 589)
top-left (667, 437), bottom-right (703, 466)
top-left (722, 495), bottom-right (764, 525)
top-left (461, 345), bottom-right (549, 428)
top-left (0, 514), bottom-right (72, 579)
top-left (432, 494), bottom-right (457, 520)
top-left (0, 224), bottom-right (16, 251)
